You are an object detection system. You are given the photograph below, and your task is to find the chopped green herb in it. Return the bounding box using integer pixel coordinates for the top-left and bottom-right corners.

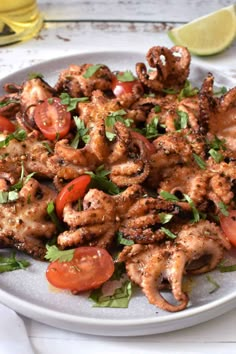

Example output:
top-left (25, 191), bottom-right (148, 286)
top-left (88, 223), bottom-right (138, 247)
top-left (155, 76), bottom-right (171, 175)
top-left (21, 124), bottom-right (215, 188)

top-left (28, 72), bottom-right (44, 80)
top-left (175, 110), bottom-right (188, 130)
top-left (144, 116), bottom-right (159, 139)
top-left (71, 116), bottom-right (90, 148)
top-left (218, 264), bottom-right (236, 272)
top-left (209, 148), bottom-right (223, 163)
top-left (0, 190), bottom-right (19, 204)
top-left (183, 194), bottom-right (200, 223)
top-left (86, 165), bottom-right (120, 195)
top-left (47, 201), bottom-right (65, 233)
top-left (83, 64), bottom-right (103, 78)
top-left (116, 71), bottom-right (136, 82)
top-left (158, 212), bottom-right (174, 224)
top-left (42, 142), bottom-right (53, 153)
top-left (206, 274), bottom-right (220, 294)
top-left (45, 245), bottom-right (75, 262)
top-left (193, 153), bottom-right (207, 170)
top-left (207, 135), bottom-right (226, 151)
top-left (160, 227), bottom-right (177, 239)
top-left (116, 231), bottom-right (134, 246)
top-left (89, 280), bottom-right (133, 308)
top-left (0, 99), bottom-right (20, 108)
top-left (0, 252), bottom-right (30, 273)
top-left (154, 105), bottom-right (161, 113)
top-left (218, 201), bottom-right (229, 216)
top-left (178, 80), bottom-right (199, 101)
top-left (0, 129), bottom-right (27, 148)
top-left (159, 190), bottom-right (180, 202)
top-left (59, 93), bottom-right (89, 111)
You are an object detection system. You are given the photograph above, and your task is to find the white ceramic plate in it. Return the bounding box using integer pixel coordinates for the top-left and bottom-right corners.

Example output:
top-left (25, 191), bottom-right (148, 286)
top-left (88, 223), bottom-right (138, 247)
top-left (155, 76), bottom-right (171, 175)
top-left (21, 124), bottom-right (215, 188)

top-left (0, 51), bottom-right (236, 337)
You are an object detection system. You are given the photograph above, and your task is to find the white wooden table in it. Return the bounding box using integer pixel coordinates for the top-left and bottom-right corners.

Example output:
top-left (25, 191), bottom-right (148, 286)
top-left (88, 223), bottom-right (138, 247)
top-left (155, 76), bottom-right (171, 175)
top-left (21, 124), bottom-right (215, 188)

top-left (1, 1), bottom-right (236, 353)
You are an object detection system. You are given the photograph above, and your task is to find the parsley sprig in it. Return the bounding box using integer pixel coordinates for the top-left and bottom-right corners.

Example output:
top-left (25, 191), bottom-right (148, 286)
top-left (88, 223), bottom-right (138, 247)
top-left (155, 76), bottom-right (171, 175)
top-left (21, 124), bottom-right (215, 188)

top-left (160, 190), bottom-right (201, 223)
top-left (0, 252), bottom-right (30, 273)
top-left (105, 110), bottom-right (133, 141)
top-left (60, 93), bottom-right (89, 111)
top-left (45, 245), bottom-right (75, 262)
top-left (71, 116), bottom-right (90, 148)
top-left (86, 165), bottom-right (120, 195)
top-left (116, 71), bottom-right (136, 82)
top-left (0, 129), bottom-right (26, 148)
top-left (83, 64), bottom-right (103, 78)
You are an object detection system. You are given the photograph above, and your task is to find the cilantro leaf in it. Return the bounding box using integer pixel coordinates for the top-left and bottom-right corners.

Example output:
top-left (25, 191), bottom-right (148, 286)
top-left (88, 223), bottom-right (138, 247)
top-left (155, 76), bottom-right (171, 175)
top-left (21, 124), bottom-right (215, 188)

top-left (71, 116), bottom-right (90, 148)
top-left (60, 93), bottom-right (89, 111)
top-left (193, 153), bottom-right (206, 170)
top-left (183, 194), bottom-right (200, 223)
top-left (175, 110), bottom-right (188, 130)
top-left (0, 129), bottom-right (27, 148)
top-left (218, 201), bottom-right (229, 216)
top-left (158, 212), bottom-right (174, 224)
top-left (160, 227), bottom-right (177, 239)
top-left (218, 264), bottom-right (236, 272)
top-left (86, 165), bottom-right (120, 195)
top-left (209, 148), bottom-right (223, 163)
top-left (105, 110), bottom-right (133, 141)
top-left (0, 252), bottom-right (30, 273)
top-left (83, 64), bottom-right (103, 78)
top-left (144, 116), bottom-right (159, 139)
top-left (45, 245), bottom-right (75, 262)
top-left (89, 280), bottom-right (133, 308)
top-left (178, 80), bottom-right (199, 101)
top-left (159, 190), bottom-right (180, 202)
top-left (0, 99), bottom-right (20, 108)
top-left (116, 231), bottom-right (134, 246)
top-left (0, 190), bottom-right (19, 204)
top-left (116, 71), bottom-right (136, 82)
top-left (28, 72), bottom-right (44, 80)
top-left (47, 201), bottom-right (65, 233)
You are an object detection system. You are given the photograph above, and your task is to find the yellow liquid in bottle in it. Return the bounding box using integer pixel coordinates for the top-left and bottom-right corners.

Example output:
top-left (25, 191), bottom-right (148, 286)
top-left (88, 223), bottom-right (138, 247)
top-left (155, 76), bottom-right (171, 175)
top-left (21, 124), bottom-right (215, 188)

top-left (0, 0), bottom-right (43, 45)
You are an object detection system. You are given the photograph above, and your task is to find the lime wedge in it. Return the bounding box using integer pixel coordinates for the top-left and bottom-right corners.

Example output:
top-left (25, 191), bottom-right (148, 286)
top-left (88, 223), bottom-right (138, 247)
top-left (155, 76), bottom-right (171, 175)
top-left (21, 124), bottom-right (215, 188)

top-left (168, 5), bottom-right (236, 56)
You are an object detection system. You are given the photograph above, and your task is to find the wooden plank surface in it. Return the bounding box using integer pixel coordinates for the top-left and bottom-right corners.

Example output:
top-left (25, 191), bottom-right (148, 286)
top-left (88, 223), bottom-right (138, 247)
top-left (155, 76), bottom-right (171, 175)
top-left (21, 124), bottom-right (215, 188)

top-left (39, 0), bottom-right (233, 22)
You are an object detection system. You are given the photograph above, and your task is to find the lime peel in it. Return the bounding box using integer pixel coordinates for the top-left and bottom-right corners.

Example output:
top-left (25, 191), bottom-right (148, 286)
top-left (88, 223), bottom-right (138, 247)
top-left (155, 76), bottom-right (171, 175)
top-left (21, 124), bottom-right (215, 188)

top-left (168, 5), bottom-right (236, 56)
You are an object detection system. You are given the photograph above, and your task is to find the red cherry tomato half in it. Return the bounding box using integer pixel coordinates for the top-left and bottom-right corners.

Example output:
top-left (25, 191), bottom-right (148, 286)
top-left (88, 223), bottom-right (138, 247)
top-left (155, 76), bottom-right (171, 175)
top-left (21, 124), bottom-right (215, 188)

top-left (34, 98), bottom-right (71, 141)
top-left (111, 73), bottom-right (143, 97)
top-left (131, 131), bottom-right (156, 156)
top-left (220, 210), bottom-right (236, 247)
top-left (0, 115), bottom-right (16, 133)
top-left (55, 175), bottom-right (91, 218)
top-left (46, 246), bottom-right (115, 292)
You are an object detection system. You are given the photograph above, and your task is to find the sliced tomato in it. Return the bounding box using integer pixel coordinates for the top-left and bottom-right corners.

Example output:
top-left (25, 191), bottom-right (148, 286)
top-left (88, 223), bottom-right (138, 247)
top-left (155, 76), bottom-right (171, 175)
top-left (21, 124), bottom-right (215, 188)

top-left (46, 246), bottom-right (115, 292)
top-left (34, 97), bottom-right (71, 140)
top-left (111, 73), bottom-right (143, 97)
top-left (131, 131), bottom-right (156, 156)
top-left (0, 115), bottom-right (16, 133)
top-left (220, 210), bottom-right (236, 247)
top-left (55, 175), bottom-right (91, 218)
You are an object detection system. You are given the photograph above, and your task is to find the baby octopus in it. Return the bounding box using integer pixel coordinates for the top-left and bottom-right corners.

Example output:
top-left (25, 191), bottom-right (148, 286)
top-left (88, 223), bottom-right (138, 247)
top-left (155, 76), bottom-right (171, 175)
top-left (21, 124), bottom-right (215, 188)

top-left (136, 45), bottom-right (191, 92)
top-left (118, 220), bottom-right (230, 312)
top-left (0, 178), bottom-right (57, 259)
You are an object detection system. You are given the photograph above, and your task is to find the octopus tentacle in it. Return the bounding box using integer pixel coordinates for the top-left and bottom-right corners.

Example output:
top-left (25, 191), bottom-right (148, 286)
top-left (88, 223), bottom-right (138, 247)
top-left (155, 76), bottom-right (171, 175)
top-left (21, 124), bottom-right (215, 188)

top-left (142, 250), bottom-right (189, 312)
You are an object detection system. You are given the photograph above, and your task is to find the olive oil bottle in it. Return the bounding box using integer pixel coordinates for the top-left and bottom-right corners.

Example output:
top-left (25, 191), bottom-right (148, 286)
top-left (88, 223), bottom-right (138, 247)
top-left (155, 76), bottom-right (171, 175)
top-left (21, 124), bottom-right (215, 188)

top-left (0, 0), bottom-right (43, 45)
